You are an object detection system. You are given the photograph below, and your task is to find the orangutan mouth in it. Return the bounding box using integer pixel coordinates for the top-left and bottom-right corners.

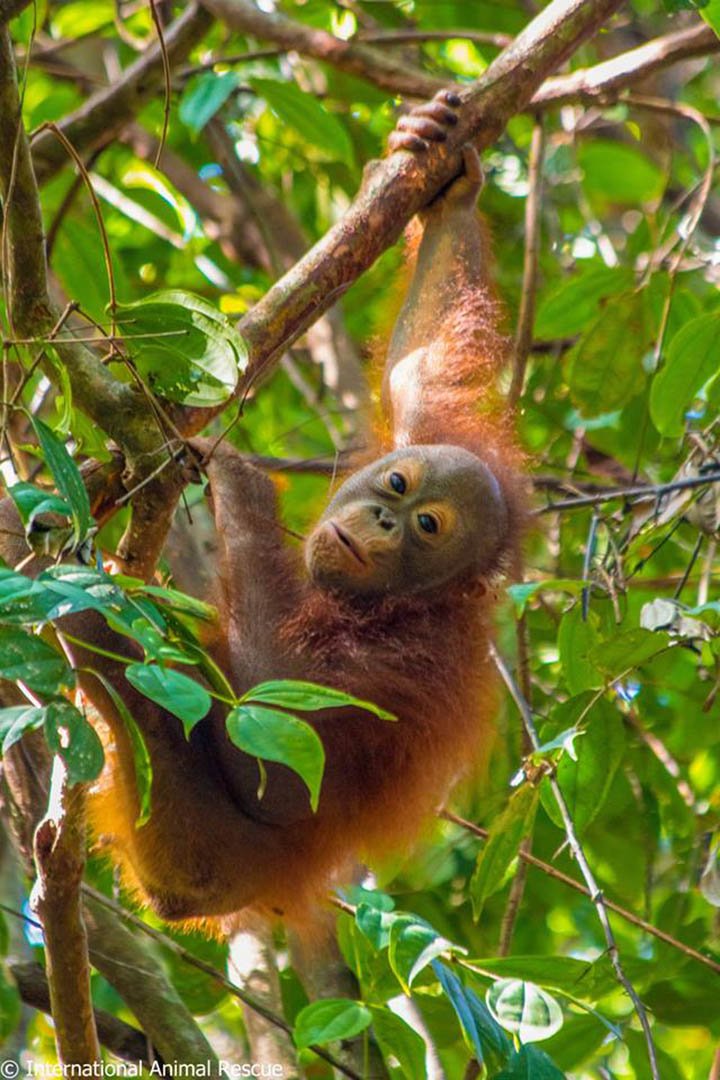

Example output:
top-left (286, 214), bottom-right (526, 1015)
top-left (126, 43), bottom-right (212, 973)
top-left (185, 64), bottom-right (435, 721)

top-left (331, 523), bottom-right (367, 566)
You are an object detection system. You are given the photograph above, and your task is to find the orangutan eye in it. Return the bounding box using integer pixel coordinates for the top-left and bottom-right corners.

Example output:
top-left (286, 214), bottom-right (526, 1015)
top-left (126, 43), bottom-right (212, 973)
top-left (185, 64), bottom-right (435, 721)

top-left (389, 472), bottom-right (406, 495)
top-left (418, 513), bottom-right (438, 534)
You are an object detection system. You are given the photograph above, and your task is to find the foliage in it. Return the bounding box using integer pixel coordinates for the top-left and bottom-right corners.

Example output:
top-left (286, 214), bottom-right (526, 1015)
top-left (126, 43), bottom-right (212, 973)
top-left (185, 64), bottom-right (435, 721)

top-left (1, 1), bottom-right (719, 1078)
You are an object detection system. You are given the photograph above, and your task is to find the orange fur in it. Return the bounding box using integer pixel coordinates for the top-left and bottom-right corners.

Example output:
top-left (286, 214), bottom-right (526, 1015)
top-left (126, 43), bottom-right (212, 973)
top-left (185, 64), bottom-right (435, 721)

top-left (81, 191), bottom-right (525, 935)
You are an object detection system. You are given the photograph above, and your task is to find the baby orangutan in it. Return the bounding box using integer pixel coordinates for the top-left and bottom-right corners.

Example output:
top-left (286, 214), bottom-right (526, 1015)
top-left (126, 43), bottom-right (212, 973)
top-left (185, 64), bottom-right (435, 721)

top-left (0, 92), bottom-right (523, 930)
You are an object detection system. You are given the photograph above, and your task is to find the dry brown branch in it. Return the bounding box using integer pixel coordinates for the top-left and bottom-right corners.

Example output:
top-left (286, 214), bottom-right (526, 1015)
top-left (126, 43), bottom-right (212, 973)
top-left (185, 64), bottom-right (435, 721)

top-left (82, 897), bottom-right (220, 1069)
top-left (10, 961), bottom-right (153, 1066)
top-left (532, 20), bottom-right (719, 108)
top-left (31, 4), bottom-right (212, 186)
top-left (200, 0), bottom-right (445, 98)
top-left (31, 759), bottom-right (100, 1064)
top-left (223, 0), bottom-right (626, 393)
top-left (442, 810), bottom-right (720, 977)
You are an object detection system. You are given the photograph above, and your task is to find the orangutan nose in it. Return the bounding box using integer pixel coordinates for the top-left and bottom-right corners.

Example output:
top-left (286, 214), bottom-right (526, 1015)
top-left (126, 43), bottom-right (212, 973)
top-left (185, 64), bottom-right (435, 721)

top-left (373, 505), bottom-right (397, 532)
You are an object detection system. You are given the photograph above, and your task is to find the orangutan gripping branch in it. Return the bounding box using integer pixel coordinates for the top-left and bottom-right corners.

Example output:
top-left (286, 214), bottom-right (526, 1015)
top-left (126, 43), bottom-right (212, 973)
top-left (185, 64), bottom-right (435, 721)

top-left (0, 93), bottom-right (524, 930)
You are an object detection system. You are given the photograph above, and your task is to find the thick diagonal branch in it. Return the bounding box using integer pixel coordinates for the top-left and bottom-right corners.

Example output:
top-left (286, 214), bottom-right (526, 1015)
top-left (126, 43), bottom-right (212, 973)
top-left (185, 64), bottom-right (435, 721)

top-left (230, 0), bottom-right (625, 387)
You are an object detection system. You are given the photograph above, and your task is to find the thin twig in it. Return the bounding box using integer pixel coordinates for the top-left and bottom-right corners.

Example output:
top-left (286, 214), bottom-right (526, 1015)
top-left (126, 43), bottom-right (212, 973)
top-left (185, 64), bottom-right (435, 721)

top-left (441, 811), bottom-right (720, 976)
top-left (538, 470), bottom-right (720, 513)
top-left (489, 645), bottom-right (660, 1079)
top-left (509, 118), bottom-right (545, 407)
top-left (81, 886), bottom-right (363, 1080)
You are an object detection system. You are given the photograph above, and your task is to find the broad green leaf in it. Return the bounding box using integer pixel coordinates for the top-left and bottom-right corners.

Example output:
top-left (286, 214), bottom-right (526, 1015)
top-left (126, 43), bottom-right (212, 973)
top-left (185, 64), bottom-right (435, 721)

top-left (578, 139), bottom-right (665, 204)
top-left (140, 584), bottom-right (217, 622)
top-left (356, 902), bottom-right (400, 950)
top-left (535, 265), bottom-right (634, 340)
top-left (566, 291), bottom-right (651, 415)
top-left (31, 417), bottom-right (92, 546)
top-left (0, 567), bottom-right (57, 625)
top-left (470, 784), bottom-right (538, 920)
top-left (180, 71), bottom-right (240, 133)
top-left (433, 961), bottom-right (512, 1070)
top-left (487, 979), bottom-right (563, 1043)
top-left (8, 482), bottom-right (71, 533)
top-left (558, 607), bottom-right (602, 694)
top-left (293, 998), bottom-right (371, 1050)
top-left (244, 679), bottom-right (396, 721)
top-left (467, 954), bottom-right (618, 1001)
top-left (701, 0), bottom-right (720, 38)
top-left (496, 1045), bottom-right (566, 1079)
top-left (0, 705), bottom-right (46, 754)
top-left (250, 77), bottom-right (355, 166)
top-left (226, 704), bottom-right (325, 812)
top-left (369, 1005), bottom-right (427, 1080)
top-left (51, 0), bottom-right (113, 36)
top-left (507, 579), bottom-right (584, 617)
top-left (542, 698), bottom-right (624, 836)
top-left (44, 701), bottom-right (105, 784)
top-left (388, 917), bottom-right (456, 992)
top-left (589, 627), bottom-right (670, 676)
top-left (0, 626), bottom-right (73, 696)
top-left (125, 664), bottom-right (211, 732)
top-left (650, 313), bottom-right (720, 437)
top-left (114, 291), bottom-right (247, 406)
top-left (93, 671), bottom-right (153, 826)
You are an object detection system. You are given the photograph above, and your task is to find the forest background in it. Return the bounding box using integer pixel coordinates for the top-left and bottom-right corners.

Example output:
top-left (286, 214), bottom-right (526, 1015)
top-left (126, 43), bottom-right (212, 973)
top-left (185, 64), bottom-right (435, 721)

top-left (1, 1), bottom-right (720, 1078)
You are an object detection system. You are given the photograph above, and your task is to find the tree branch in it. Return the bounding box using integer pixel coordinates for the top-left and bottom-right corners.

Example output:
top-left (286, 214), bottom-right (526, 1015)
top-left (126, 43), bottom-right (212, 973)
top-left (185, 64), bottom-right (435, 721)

top-left (227, 0), bottom-right (625, 388)
top-left (31, 4), bottom-right (212, 186)
top-left (31, 758), bottom-right (100, 1064)
top-left (10, 961), bottom-right (153, 1066)
top-left (532, 20), bottom-right (719, 108)
top-left (200, 0), bottom-right (445, 98)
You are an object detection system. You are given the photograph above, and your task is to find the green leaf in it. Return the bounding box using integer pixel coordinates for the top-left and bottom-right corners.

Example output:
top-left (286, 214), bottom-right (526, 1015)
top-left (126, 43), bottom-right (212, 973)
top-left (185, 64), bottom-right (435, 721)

top-left (0, 566), bottom-right (57, 624)
top-left (578, 139), bottom-right (665, 204)
top-left (388, 917), bottom-right (456, 993)
top-left (701, 0), bottom-right (720, 38)
top-left (566, 291), bottom-right (651, 415)
top-left (244, 679), bottom-right (396, 721)
top-left (180, 71), bottom-right (240, 133)
top-left (140, 584), bottom-right (217, 622)
top-left (507, 579), bottom-right (584, 618)
top-left (535, 265), bottom-right (634, 340)
top-left (114, 291), bottom-right (247, 407)
top-left (31, 417), bottom-right (92, 546)
top-left (542, 698), bottom-right (624, 836)
top-left (558, 607), bottom-right (602, 694)
top-left (369, 1005), bottom-right (427, 1080)
top-left (650, 313), bottom-right (720, 437)
top-left (92, 671), bottom-right (153, 826)
top-left (293, 998), bottom-right (371, 1050)
top-left (496, 1045), bottom-right (566, 1080)
top-left (226, 704), bottom-right (325, 812)
top-left (588, 627), bottom-right (670, 676)
top-left (0, 626), bottom-right (74, 696)
top-left (470, 784), bottom-right (538, 920)
top-left (467, 954), bottom-right (618, 1001)
top-left (433, 962), bottom-right (512, 1070)
top-left (125, 664), bottom-right (211, 732)
top-left (8, 481), bottom-right (72, 532)
top-left (0, 705), bottom-right (46, 754)
top-left (487, 979), bottom-right (563, 1043)
top-left (355, 902), bottom-right (399, 950)
top-left (44, 701), bottom-right (105, 784)
top-left (250, 77), bottom-right (355, 166)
